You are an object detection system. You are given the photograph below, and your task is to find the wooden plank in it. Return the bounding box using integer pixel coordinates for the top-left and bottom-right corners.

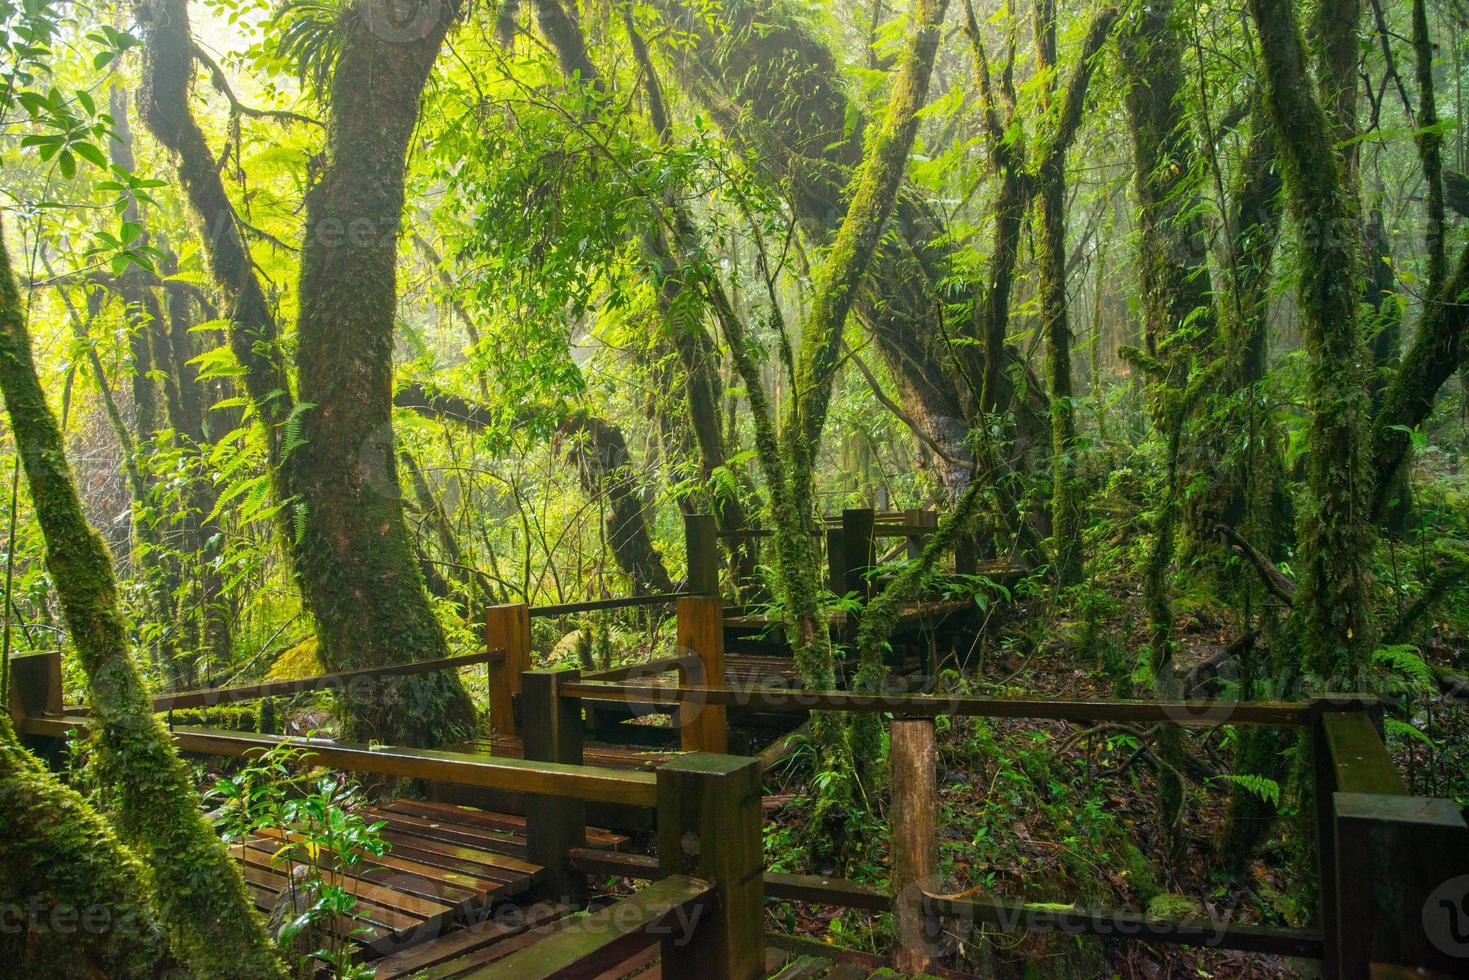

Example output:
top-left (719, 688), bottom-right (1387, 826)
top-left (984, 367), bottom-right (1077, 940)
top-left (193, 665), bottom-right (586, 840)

top-left (372, 901), bottom-right (576, 977)
top-left (385, 799), bottom-right (629, 851)
top-left (925, 895), bottom-right (1325, 958)
top-left (231, 847), bottom-right (399, 940)
top-left (255, 826), bottom-right (494, 900)
top-left (589, 941), bottom-right (660, 980)
top-left (566, 848), bottom-right (660, 881)
top-left (19, 718), bottom-right (660, 806)
top-left (765, 874), bottom-right (888, 912)
top-left (235, 841), bottom-right (450, 925)
top-left (247, 832), bottom-right (479, 907)
top-left (891, 719), bottom-right (938, 974)
top-left (840, 509), bottom-right (876, 604)
top-left (657, 754), bottom-right (765, 979)
top-left (86, 652), bottom-right (498, 714)
top-left (370, 831), bottom-right (540, 883)
top-left (372, 808), bottom-right (526, 852)
top-left (581, 656), bottom-right (700, 685)
top-left (564, 850), bottom-right (894, 916)
top-left (555, 684), bottom-right (1314, 727)
top-left (487, 604), bottom-right (532, 737)
top-left (458, 875), bottom-right (716, 980)
top-left (7, 650), bottom-right (61, 723)
top-left (1334, 793), bottom-right (1469, 977)
top-left (410, 915), bottom-right (584, 978)
top-left (180, 727), bottom-right (659, 806)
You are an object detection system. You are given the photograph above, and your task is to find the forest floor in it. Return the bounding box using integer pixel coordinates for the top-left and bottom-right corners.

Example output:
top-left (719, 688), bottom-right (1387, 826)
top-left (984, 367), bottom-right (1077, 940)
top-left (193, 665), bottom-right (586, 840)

top-left (749, 568), bottom-right (1464, 978)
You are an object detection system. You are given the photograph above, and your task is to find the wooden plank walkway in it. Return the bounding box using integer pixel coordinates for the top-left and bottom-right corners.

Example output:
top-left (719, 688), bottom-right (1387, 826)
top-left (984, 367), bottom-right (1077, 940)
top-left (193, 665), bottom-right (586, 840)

top-left (231, 800), bottom-right (629, 964)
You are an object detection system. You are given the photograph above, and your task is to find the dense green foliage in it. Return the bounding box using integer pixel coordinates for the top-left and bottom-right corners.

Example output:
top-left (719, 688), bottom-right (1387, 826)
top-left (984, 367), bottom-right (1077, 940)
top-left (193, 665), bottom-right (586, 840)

top-left (2, 0), bottom-right (1468, 974)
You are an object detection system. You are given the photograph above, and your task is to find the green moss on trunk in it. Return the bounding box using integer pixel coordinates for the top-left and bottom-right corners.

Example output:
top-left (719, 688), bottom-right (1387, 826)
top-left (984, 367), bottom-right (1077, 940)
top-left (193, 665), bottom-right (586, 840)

top-left (1250, 0), bottom-right (1375, 681)
top-left (0, 226), bottom-right (284, 975)
top-left (0, 715), bottom-right (168, 977)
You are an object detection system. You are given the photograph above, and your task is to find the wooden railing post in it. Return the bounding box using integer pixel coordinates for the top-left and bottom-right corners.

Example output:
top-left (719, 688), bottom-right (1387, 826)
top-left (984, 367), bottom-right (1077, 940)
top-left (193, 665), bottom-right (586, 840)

top-left (841, 508), bottom-right (876, 601)
top-left (656, 753), bottom-right (764, 980)
top-left (891, 718), bottom-right (940, 974)
top-left (676, 597), bottom-right (727, 753)
top-left (904, 508), bottom-right (936, 560)
top-left (685, 514), bottom-right (721, 598)
top-left (7, 650), bottom-right (61, 727)
top-left (486, 603), bottom-right (531, 736)
top-left (521, 669), bottom-right (587, 906)
top-left (1316, 696), bottom-right (1469, 978)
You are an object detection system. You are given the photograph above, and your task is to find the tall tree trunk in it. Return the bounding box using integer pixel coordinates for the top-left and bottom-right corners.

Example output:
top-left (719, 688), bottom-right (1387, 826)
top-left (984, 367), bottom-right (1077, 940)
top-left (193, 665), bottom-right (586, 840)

top-left (0, 224), bottom-right (284, 977)
top-left (1028, 0), bottom-right (1115, 585)
top-left (139, 0), bottom-right (476, 745)
top-left (1250, 0), bottom-right (1376, 681)
top-left (292, 0), bottom-right (476, 744)
top-left (567, 414), bottom-right (675, 596)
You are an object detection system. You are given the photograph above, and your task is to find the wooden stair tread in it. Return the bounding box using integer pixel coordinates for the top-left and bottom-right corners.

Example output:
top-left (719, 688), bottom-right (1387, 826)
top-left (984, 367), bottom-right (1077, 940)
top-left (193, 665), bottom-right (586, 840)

top-left (372, 901), bottom-right (576, 977)
top-left (229, 799), bottom-right (547, 964)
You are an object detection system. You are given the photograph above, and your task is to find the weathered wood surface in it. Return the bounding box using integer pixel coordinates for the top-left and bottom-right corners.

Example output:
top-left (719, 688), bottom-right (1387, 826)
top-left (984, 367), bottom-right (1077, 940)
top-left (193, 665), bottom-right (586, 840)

top-left (676, 596), bottom-right (728, 753)
top-left (487, 604), bottom-right (532, 737)
top-left (17, 718), bottom-right (664, 806)
top-left (372, 900), bottom-right (577, 977)
top-left (657, 753), bottom-right (765, 979)
top-left (923, 894), bottom-right (1326, 958)
top-left (446, 734), bottom-right (675, 772)
top-left (459, 875), bottom-right (715, 979)
top-left (890, 719), bottom-right (938, 974)
top-left (554, 683), bottom-right (1316, 727)
top-left (64, 650), bottom-right (498, 715)
top-left (232, 803), bottom-right (547, 963)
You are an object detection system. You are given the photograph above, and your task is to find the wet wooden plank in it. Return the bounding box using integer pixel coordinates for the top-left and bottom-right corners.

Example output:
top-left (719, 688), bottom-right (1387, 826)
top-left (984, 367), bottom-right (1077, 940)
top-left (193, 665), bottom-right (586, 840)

top-left (372, 901), bottom-right (577, 977)
top-left (461, 876), bottom-right (715, 980)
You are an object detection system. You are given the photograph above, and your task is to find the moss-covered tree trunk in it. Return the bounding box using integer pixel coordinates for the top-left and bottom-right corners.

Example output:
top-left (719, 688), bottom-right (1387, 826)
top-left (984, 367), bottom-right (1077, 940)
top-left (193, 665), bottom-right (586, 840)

top-left (1250, 0), bottom-right (1375, 682)
top-left (292, 0), bottom-right (476, 745)
top-left (567, 413), bottom-right (675, 596)
top-left (1028, 0), bottom-right (1116, 586)
top-left (0, 714), bottom-right (168, 978)
top-left (139, 0), bottom-right (476, 744)
top-left (0, 224), bottom-right (284, 977)
top-left (662, 0), bottom-right (1049, 502)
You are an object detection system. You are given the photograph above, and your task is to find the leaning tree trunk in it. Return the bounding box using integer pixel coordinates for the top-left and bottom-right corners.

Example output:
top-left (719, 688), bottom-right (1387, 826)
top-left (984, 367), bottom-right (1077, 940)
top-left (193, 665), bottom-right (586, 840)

top-left (1118, 0), bottom-right (1231, 548)
top-left (0, 225), bottom-right (284, 977)
top-left (660, 0), bottom-right (1049, 500)
top-left (292, 0), bottom-right (477, 745)
top-left (567, 414), bottom-right (675, 596)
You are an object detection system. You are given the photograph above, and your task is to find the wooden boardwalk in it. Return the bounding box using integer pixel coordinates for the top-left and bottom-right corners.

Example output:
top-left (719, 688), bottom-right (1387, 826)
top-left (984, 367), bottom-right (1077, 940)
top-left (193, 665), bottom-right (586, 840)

top-left (232, 800), bottom-right (628, 964)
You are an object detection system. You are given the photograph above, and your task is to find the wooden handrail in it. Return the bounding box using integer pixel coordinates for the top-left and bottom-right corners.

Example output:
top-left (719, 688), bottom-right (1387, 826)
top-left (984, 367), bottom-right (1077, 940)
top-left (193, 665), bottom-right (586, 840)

top-left (925, 894), bottom-right (1324, 958)
top-left (580, 654), bottom-right (703, 685)
top-left (529, 592), bottom-right (698, 618)
top-left (555, 681), bottom-right (1317, 727)
top-left (64, 651), bottom-right (499, 716)
top-left (560, 846), bottom-right (1324, 958)
top-left (17, 718), bottom-right (659, 807)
